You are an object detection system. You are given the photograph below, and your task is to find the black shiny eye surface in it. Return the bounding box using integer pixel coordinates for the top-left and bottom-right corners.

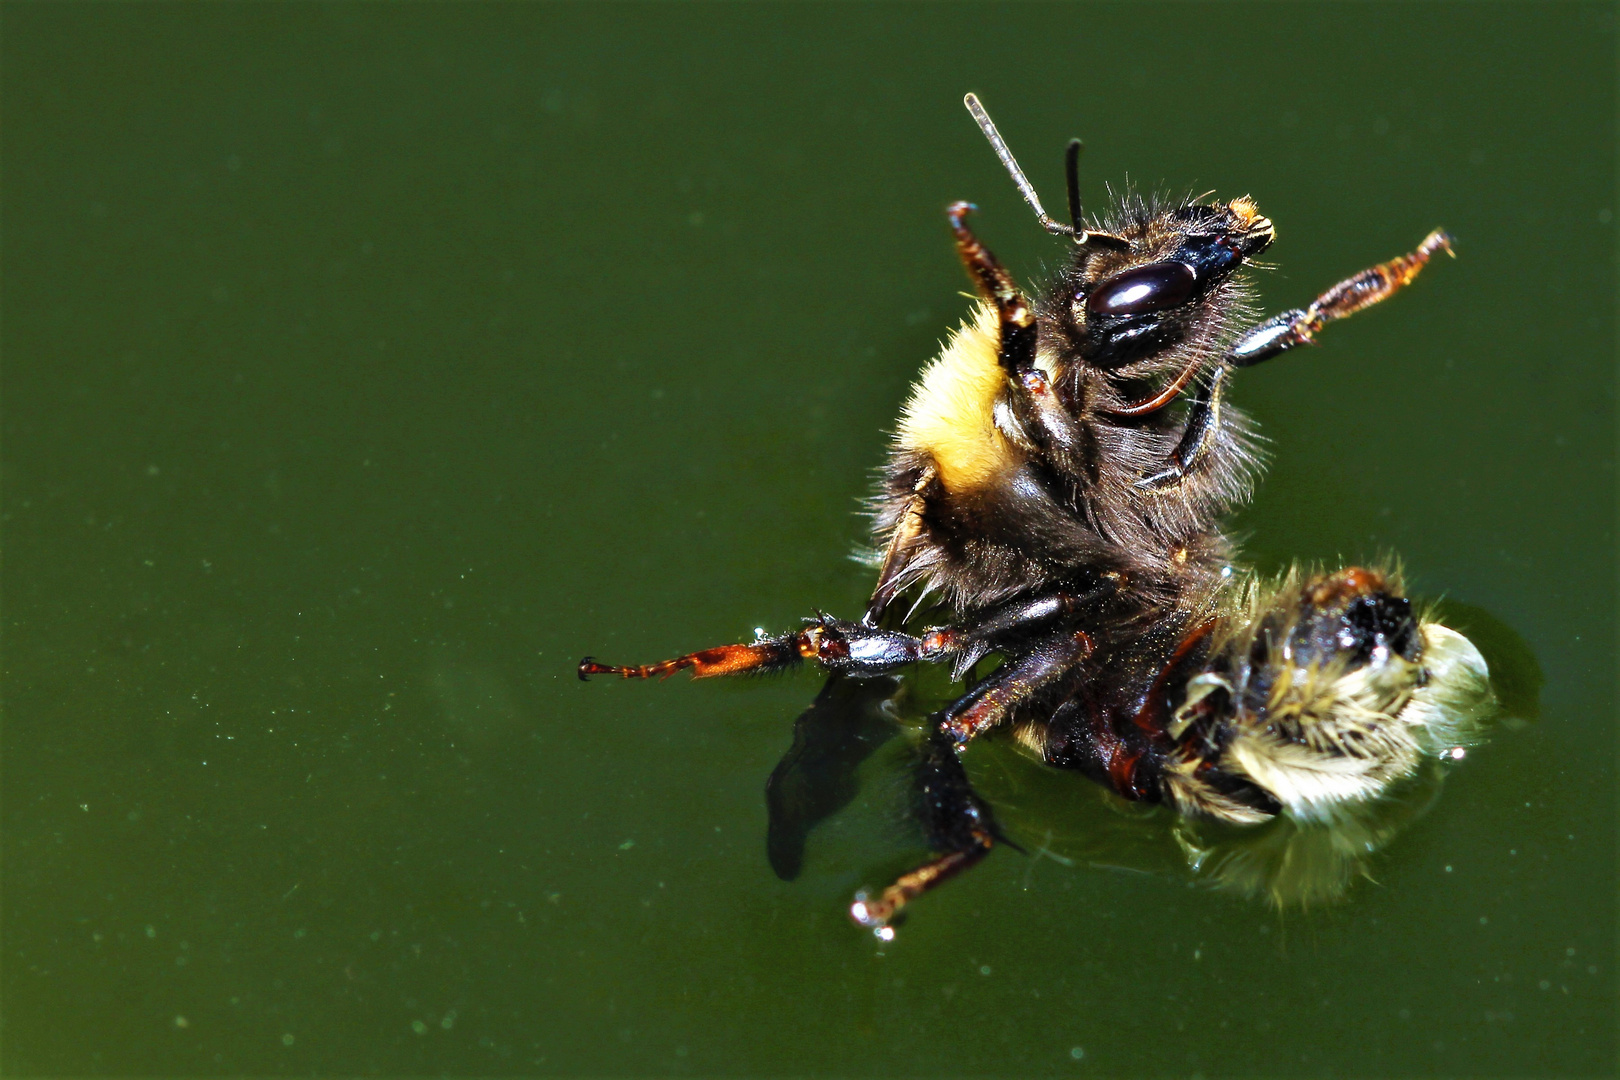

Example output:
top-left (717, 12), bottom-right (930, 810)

top-left (1177, 235), bottom-right (1244, 281)
top-left (1084, 261), bottom-right (1197, 316)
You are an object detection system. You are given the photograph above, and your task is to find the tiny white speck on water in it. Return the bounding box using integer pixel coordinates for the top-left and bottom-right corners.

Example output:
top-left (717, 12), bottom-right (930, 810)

top-left (1070, 1046), bottom-right (1085, 1061)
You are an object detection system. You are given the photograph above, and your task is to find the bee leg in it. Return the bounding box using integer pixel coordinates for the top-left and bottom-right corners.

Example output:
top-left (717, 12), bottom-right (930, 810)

top-left (849, 729), bottom-right (1000, 938)
top-left (578, 615), bottom-right (929, 680)
top-left (936, 629), bottom-right (1094, 746)
top-left (947, 203), bottom-right (1089, 465)
top-left (920, 580), bottom-right (1115, 667)
top-left (849, 622), bottom-right (1096, 934)
top-left (947, 201), bottom-right (1036, 367)
top-left (1140, 229), bottom-right (1453, 490)
top-left (1229, 228), bottom-right (1454, 368)
top-left (1136, 366), bottom-right (1227, 490)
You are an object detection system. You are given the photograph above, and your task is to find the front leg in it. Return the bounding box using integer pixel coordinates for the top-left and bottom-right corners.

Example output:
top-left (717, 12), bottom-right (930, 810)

top-left (947, 201), bottom-right (1035, 368)
top-left (1231, 228), bottom-right (1454, 367)
top-left (1138, 228), bottom-right (1453, 488)
top-left (948, 203), bottom-right (1081, 461)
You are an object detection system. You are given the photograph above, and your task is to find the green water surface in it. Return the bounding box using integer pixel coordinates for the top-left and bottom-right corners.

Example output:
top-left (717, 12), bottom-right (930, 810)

top-left (3, 4), bottom-right (1614, 1075)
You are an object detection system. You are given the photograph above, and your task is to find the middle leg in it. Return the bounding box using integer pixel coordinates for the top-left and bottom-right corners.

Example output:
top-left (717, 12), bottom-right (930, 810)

top-left (936, 628), bottom-right (1095, 746)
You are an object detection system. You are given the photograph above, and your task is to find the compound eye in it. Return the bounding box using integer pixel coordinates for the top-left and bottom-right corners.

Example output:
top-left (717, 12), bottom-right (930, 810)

top-left (1085, 261), bottom-right (1197, 316)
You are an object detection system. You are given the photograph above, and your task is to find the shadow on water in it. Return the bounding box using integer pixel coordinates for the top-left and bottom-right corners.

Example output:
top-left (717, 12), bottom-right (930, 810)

top-left (1426, 598), bottom-right (1544, 726)
top-left (765, 675), bottom-right (902, 881)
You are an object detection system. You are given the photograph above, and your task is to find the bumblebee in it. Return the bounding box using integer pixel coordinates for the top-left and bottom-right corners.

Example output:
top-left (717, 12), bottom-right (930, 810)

top-left (580, 95), bottom-right (1491, 937)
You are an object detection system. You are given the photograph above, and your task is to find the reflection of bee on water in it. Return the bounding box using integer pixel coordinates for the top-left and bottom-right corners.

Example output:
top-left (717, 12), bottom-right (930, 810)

top-left (580, 94), bottom-right (1495, 936)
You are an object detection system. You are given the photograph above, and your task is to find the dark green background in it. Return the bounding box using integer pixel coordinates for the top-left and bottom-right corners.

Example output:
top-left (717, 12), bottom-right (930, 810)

top-left (4, 3), bottom-right (1613, 1076)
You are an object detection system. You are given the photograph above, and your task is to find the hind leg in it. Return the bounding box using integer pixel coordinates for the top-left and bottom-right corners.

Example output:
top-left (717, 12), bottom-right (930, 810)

top-left (848, 634), bottom-right (1090, 934)
top-left (849, 729), bottom-right (999, 939)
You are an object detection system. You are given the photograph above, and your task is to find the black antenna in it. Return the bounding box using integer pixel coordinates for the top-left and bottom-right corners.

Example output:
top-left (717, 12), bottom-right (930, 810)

top-left (1064, 139), bottom-right (1083, 237)
top-left (962, 93), bottom-right (1130, 250)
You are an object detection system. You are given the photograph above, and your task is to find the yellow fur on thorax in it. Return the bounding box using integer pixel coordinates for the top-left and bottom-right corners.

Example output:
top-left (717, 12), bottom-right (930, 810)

top-left (895, 303), bottom-right (1015, 492)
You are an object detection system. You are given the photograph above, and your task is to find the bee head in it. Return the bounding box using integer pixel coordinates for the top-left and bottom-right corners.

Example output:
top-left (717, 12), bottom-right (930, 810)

top-left (960, 96), bottom-right (1275, 391)
top-left (1060, 196), bottom-right (1275, 372)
